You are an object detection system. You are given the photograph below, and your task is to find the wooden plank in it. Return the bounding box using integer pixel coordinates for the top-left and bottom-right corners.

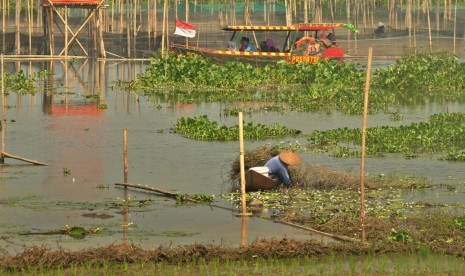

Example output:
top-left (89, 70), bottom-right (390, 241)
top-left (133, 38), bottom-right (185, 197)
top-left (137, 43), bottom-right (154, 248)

top-left (1, 151), bottom-right (49, 166)
top-left (114, 182), bottom-right (177, 198)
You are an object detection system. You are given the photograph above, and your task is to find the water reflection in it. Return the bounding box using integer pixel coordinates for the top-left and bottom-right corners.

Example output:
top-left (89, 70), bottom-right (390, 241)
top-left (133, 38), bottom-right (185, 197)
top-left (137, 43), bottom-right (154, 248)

top-left (241, 217), bottom-right (248, 247)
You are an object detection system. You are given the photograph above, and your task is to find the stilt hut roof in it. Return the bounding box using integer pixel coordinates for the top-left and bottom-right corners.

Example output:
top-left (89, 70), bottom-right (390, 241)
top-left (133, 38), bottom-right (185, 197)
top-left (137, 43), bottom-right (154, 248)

top-left (43, 0), bottom-right (103, 7)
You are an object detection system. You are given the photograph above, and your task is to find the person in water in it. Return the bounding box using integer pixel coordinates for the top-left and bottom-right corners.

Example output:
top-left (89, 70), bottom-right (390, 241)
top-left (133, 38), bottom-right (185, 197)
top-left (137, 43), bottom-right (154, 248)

top-left (264, 151), bottom-right (301, 187)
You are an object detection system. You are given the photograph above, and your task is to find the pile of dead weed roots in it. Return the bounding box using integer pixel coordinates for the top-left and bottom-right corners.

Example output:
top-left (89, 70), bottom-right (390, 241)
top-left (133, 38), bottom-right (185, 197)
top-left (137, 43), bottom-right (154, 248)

top-left (229, 146), bottom-right (377, 190)
top-left (0, 238), bottom-right (445, 271)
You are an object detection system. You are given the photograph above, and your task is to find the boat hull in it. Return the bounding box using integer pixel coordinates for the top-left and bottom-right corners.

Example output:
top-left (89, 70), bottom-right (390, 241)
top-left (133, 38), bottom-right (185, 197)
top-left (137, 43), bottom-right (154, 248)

top-left (245, 170), bottom-right (280, 192)
top-left (170, 44), bottom-right (343, 66)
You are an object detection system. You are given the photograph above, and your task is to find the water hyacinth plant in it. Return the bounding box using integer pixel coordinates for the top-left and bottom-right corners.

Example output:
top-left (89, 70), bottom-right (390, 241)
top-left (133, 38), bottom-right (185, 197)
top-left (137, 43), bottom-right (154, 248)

top-left (307, 112), bottom-right (465, 160)
top-left (131, 52), bottom-right (465, 115)
top-left (4, 70), bottom-right (36, 93)
top-left (372, 52), bottom-right (465, 95)
top-left (173, 115), bottom-right (301, 141)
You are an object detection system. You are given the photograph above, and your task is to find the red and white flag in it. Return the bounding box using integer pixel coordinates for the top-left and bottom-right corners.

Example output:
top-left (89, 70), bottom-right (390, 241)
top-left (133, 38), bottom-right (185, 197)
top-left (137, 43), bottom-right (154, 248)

top-left (174, 19), bottom-right (196, 38)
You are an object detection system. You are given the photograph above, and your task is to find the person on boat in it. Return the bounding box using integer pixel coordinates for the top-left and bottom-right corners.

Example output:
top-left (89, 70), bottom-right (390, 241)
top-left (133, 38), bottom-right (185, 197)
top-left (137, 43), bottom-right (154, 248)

top-left (374, 22), bottom-right (386, 37)
top-left (239, 37), bottom-right (254, 52)
top-left (227, 41), bottom-right (236, 51)
top-left (259, 40), bottom-right (268, 52)
top-left (264, 151), bottom-right (301, 187)
top-left (260, 39), bottom-right (279, 52)
top-left (322, 32), bottom-right (338, 48)
top-left (265, 39), bottom-right (279, 52)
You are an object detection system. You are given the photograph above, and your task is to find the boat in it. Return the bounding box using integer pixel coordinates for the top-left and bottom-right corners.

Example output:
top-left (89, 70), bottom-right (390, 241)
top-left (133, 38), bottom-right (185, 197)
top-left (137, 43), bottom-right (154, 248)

top-left (170, 23), bottom-right (354, 66)
top-left (245, 169), bottom-right (280, 192)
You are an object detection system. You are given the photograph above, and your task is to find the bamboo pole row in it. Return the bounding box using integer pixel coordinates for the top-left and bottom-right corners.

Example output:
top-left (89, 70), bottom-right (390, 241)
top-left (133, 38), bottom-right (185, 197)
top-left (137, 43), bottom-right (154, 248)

top-left (0, 1), bottom-right (462, 34)
top-left (0, 1), bottom-right (463, 57)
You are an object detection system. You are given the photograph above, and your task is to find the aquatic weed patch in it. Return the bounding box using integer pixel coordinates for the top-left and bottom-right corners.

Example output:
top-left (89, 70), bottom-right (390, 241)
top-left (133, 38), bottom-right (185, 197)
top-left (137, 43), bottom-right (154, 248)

top-left (224, 187), bottom-right (416, 224)
top-left (0, 195), bottom-right (162, 213)
top-left (173, 115), bottom-right (301, 141)
top-left (373, 52), bottom-right (465, 94)
top-left (307, 112), bottom-right (465, 159)
top-left (132, 53), bottom-right (465, 115)
top-left (3, 70), bottom-right (36, 93)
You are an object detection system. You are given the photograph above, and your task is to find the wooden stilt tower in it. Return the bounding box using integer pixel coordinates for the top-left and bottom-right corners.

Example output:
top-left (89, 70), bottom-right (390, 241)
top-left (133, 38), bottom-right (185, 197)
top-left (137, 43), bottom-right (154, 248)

top-left (42, 0), bottom-right (106, 58)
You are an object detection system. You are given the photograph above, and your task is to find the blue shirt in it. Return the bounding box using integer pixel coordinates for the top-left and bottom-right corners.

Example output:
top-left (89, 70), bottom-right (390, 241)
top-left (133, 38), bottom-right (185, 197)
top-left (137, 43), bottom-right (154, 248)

top-left (240, 44), bottom-right (254, 52)
top-left (264, 155), bottom-right (291, 186)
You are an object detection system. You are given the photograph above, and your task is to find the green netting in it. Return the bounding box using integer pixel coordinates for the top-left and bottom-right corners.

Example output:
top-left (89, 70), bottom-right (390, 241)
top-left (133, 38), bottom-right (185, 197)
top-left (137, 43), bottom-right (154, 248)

top-left (151, 2), bottom-right (285, 13)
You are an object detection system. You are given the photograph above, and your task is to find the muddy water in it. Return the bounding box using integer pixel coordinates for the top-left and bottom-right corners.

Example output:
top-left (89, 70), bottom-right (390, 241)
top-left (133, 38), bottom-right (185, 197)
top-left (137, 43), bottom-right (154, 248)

top-left (0, 59), bottom-right (464, 253)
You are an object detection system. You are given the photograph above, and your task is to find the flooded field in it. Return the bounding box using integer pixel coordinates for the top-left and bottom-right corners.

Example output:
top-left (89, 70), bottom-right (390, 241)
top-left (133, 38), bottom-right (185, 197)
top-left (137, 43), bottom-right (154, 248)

top-left (1, 58), bottom-right (465, 254)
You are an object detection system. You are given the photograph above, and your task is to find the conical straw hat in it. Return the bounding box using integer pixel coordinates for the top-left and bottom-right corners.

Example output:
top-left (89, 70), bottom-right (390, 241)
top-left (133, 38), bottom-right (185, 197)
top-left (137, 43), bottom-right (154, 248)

top-left (279, 151), bottom-right (301, 166)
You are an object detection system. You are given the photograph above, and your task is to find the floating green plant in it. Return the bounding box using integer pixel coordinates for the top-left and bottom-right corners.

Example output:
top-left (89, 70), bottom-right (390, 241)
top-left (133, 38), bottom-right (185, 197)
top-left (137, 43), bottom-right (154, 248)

top-left (453, 216), bottom-right (465, 230)
top-left (173, 115), bottom-right (301, 141)
top-left (388, 228), bottom-right (413, 243)
top-left (307, 112), bottom-right (465, 160)
top-left (130, 53), bottom-right (465, 115)
top-left (33, 69), bottom-right (52, 79)
top-left (97, 103), bottom-right (107, 109)
top-left (4, 70), bottom-right (36, 93)
top-left (440, 151), bottom-right (465, 161)
top-left (175, 193), bottom-right (214, 204)
top-left (63, 168), bottom-right (71, 176)
top-left (224, 187), bottom-right (417, 225)
top-left (223, 107), bottom-right (252, 116)
top-left (372, 52), bottom-right (465, 95)
top-left (156, 230), bottom-right (200, 237)
top-left (96, 184), bottom-right (110, 189)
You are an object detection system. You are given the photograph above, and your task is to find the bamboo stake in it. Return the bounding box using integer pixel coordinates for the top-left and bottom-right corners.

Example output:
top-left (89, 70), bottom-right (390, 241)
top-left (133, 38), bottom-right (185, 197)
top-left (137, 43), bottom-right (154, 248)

top-left (119, 0), bottom-right (123, 33)
top-left (161, 0), bottom-right (167, 56)
top-left (133, 0), bottom-right (138, 38)
top-left (110, 0), bottom-right (114, 32)
top-left (123, 128), bottom-right (128, 183)
top-left (453, 0), bottom-right (456, 54)
top-left (413, 0), bottom-right (417, 53)
top-left (98, 5), bottom-right (106, 58)
top-left (237, 112), bottom-right (251, 217)
top-left (436, 0), bottom-right (441, 36)
top-left (360, 47), bottom-right (373, 243)
top-left (28, 0), bottom-right (32, 55)
top-left (153, 0), bottom-right (157, 46)
top-left (15, 0), bottom-right (21, 55)
top-left (126, 4), bottom-right (131, 58)
top-left (147, 0), bottom-right (151, 48)
top-left (427, 0), bottom-right (432, 52)
top-left (49, 6), bottom-right (54, 56)
top-left (166, 1), bottom-right (170, 49)
top-left (186, 0), bottom-right (189, 46)
top-left (1, 54), bottom-right (4, 163)
top-left (65, 7), bottom-right (69, 95)
top-left (2, 0), bottom-right (5, 53)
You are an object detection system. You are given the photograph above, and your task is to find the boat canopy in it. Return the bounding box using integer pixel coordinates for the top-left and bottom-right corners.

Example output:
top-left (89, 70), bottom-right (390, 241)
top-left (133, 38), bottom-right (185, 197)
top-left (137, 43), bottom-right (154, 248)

top-left (222, 23), bottom-right (345, 32)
